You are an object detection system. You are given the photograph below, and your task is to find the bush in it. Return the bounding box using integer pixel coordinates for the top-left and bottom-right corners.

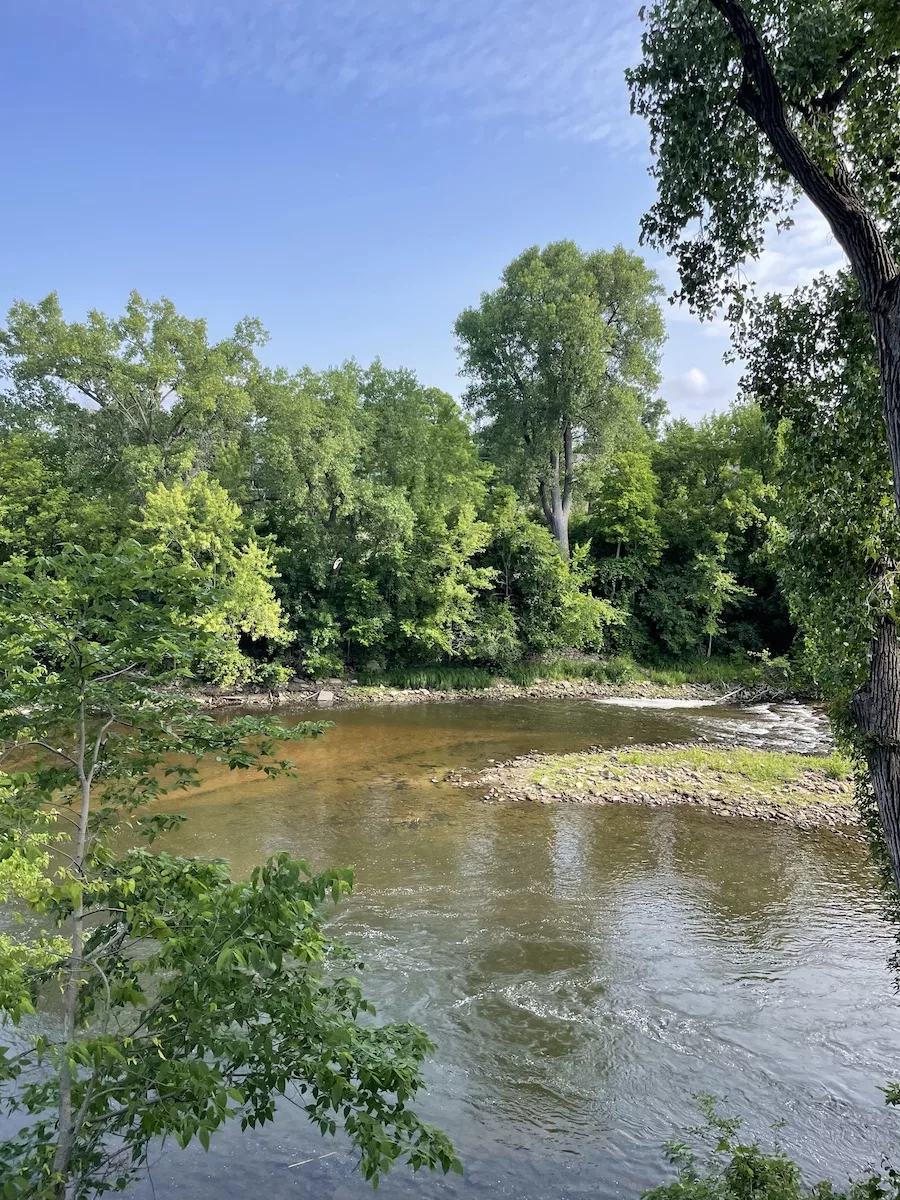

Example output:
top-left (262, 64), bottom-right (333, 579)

top-left (356, 665), bottom-right (495, 690)
top-left (253, 661), bottom-right (293, 690)
top-left (643, 1099), bottom-right (899, 1200)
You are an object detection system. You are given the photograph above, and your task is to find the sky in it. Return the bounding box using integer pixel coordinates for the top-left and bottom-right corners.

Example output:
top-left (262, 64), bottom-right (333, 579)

top-left (2, 1), bottom-right (846, 420)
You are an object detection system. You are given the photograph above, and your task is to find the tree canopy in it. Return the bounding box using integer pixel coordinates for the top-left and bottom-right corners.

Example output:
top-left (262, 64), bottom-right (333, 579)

top-left (629, 0), bottom-right (900, 891)
top-left (455, 241), bottom-right (665, 558)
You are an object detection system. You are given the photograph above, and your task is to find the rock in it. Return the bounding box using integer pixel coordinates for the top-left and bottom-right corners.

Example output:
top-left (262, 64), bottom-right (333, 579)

top-left (316, 689), bottom-right (335, 705)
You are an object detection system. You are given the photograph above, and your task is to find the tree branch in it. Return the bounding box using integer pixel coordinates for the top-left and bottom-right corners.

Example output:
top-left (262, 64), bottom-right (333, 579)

top-left (708, 0), bottom-right (899, 308)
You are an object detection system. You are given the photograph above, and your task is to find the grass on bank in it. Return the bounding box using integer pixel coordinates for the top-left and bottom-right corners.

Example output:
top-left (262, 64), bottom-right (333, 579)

top-left (354, 655), bottom-right (783, 692)
top-left (526, 746), bottom-right (853, 809)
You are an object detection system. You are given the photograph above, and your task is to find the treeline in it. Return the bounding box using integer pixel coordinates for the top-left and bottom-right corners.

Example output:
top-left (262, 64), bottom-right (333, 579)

top-left (0, 257), bottom-right (790, 686)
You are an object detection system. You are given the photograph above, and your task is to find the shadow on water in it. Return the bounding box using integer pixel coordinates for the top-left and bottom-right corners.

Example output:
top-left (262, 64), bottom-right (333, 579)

top-left (119, 699), bottom-right (899, 1200)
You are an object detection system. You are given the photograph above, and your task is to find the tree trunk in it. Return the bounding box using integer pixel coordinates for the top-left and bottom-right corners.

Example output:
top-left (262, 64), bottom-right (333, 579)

top-left (51, 699), bottom-right (92, 1199)
top-left (538, 441), bottom-right (572, 560)
top-left (611, 540), bottom-right (622, 600)
top-left (872, 306), bottom-right (900, 519)
top-left (706, 632), bottom-right (713, 660)
top-left (549, 466), bottom-right (570, 561)
top-left (853, 619), bottom-right (900, 890)
top-left (708, 0), bottom-right (900, 889)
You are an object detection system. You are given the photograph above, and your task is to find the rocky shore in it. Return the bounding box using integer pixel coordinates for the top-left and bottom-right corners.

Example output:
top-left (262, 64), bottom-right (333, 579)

top-left (178, 676), bottom-right (791, 711)
top-left (450, 742), bottom-right (858, 834)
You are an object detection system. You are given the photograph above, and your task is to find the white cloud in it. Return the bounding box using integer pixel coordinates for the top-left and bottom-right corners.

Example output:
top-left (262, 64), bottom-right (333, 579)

top-left (659, 363), bottom-right (739, 420)
top-left (88, 0), bottom-right (643, 142)
top-left (662, 365), bottom-right (726, 403)
top-left (677, 367), bottom-right (709, 395)
top-left (748, 200), bottom-right (844, 293)
top-left (656, 199), bottom-right (845, 420)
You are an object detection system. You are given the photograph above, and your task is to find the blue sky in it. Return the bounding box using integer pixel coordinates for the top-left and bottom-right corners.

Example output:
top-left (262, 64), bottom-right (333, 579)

top-left (3, 1), bottom-right (843, 420)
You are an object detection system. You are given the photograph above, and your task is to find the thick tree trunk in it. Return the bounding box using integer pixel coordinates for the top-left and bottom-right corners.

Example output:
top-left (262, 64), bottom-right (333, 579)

top-left (854, 300), bottom-right (900, 890)
top-left (707, 0), bottom-right (900, 891)
top-left (548, 454), bottom-right (571, 560)
top-left (853, 620), bottom-right (900, 890)
top-left (872, 306), bottom-right (900, 519)
top-left (537, 424), bottom-right (575, 559)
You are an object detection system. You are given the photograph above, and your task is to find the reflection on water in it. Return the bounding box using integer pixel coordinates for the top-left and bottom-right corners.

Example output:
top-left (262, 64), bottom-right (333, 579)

top-left (126, 700), bottom-right (897, 1200)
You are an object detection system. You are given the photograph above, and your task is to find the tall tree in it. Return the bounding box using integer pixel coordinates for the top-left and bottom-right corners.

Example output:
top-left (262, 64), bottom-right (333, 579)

top-left (454, 241), bottom-right (665, 558)
top-left (628, 1), bottom-right (900, 884)
top-left (583, 446), bottom-right (662, 601)
top-left (738, 272), bottom-right (900, 915)
top-left (0, 291), bottom-right (264, 494)
top-left (0, 542), bottom-right (459, 1197)
top-left (250, 363), bottom-right (494, 672)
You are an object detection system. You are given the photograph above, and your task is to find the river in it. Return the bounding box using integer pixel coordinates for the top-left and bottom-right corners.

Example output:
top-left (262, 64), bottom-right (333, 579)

top-left (128, 697), bottom-right (899, 1200)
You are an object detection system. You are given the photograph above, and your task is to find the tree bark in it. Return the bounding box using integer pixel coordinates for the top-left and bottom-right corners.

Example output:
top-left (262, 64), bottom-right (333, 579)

top-left (853, 620), bottom-right (900, 891)
top-left (611, 539), bottom-right (622, 600)
top-left (537, 425), bottom-right (574, 559)
top-left (51, 696), bottom-right (93, 1199)
top-left (708, 0), bottom-right (900, 891)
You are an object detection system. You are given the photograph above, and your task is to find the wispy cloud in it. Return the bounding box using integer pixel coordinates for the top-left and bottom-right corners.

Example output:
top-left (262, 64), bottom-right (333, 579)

top-left (749, 200), bottom-right (844, 293)
top-left (89, 0), bottom-right (643, 141)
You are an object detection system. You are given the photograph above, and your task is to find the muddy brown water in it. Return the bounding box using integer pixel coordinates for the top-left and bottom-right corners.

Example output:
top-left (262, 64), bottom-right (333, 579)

top-left (115, 698), bottom-right (899, 1198)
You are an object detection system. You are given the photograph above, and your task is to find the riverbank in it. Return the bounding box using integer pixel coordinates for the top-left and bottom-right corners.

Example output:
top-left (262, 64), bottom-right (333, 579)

top-left (178, 674), bottom-right (799, 711)
top-left (454, 743), bottom-right (858, 833)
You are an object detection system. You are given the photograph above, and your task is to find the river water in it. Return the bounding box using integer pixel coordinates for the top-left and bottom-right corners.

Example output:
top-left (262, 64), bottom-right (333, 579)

top-left (129, 698), bottom-right (900, 1199)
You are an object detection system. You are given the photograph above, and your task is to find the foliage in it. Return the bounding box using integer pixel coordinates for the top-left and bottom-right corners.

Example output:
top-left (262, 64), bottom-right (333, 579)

top-left (455, 241), bottom-right (665, 556)
top-left (737, 272), bottom-right (899, 699)
top-left (0, 290), bottom-right (264, 491)
top-left (0, 287), bottom-right (795, 681)
top-left (627, 0), bottom-right (900, 898)
top-left (139, 472), bottom-right (291, 684)
top-left (627, 405), bottom-right (786, 659)
top-left (642, 1098), bottom-right (900, 1200)
top-left (0, 542), bottom-right (459, 1197)
top-left (582, 445), bottom-right (662, 601)
top-left (477, 486), bottom-right (622, 661)
top-left (627, 0), bottom-right (900, 315)
top-left (0, 433), bottom-right (108, 565)
top-left (251, 361), bottom-right (495, 672)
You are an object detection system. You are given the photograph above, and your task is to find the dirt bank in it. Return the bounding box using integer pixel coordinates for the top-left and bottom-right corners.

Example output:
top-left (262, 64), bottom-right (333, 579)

top-left (450, 742), bottom-right (858, 835)
top-left (177, 676), bottom-right (794, 711)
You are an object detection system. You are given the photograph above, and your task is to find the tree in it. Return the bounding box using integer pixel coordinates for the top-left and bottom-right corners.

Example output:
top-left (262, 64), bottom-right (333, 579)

top-left (583, 446), bottom-right (662, 601)
top-left (251, 362), bottom-right (494, 672)
top-left (476, 486), bottom-right (621, 660)
top-left (139, 472), bottom-right (291, 684)
top-left (0, 542), bottom-right (459, 1198)
top-left (0, 291), bottom-right (265, 497)
top-left (455, 241), bottom-right (665, 558)
top-left (628, 1), bottom-right (900, 883)
top-left (693, 537), bottom-right (754, 659)
top-left (737, 272), bottom-right (900, 918)
top-left (0, 434), bottom-right (110, 565)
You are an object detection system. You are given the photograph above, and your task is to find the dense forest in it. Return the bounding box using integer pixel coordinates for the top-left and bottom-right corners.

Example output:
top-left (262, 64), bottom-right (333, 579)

top-left (0, 245), bottom-right (793, 689)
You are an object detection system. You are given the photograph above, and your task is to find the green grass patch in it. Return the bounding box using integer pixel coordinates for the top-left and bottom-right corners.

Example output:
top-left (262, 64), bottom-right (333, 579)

top-left (612, 745), bottom-right (851, 783)
top-left (527, 745), bottom-right (853, 809)
top-left (355, 665), bottom-right (496, 690)
top-left (354, 654), bottom-right (792, 693)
